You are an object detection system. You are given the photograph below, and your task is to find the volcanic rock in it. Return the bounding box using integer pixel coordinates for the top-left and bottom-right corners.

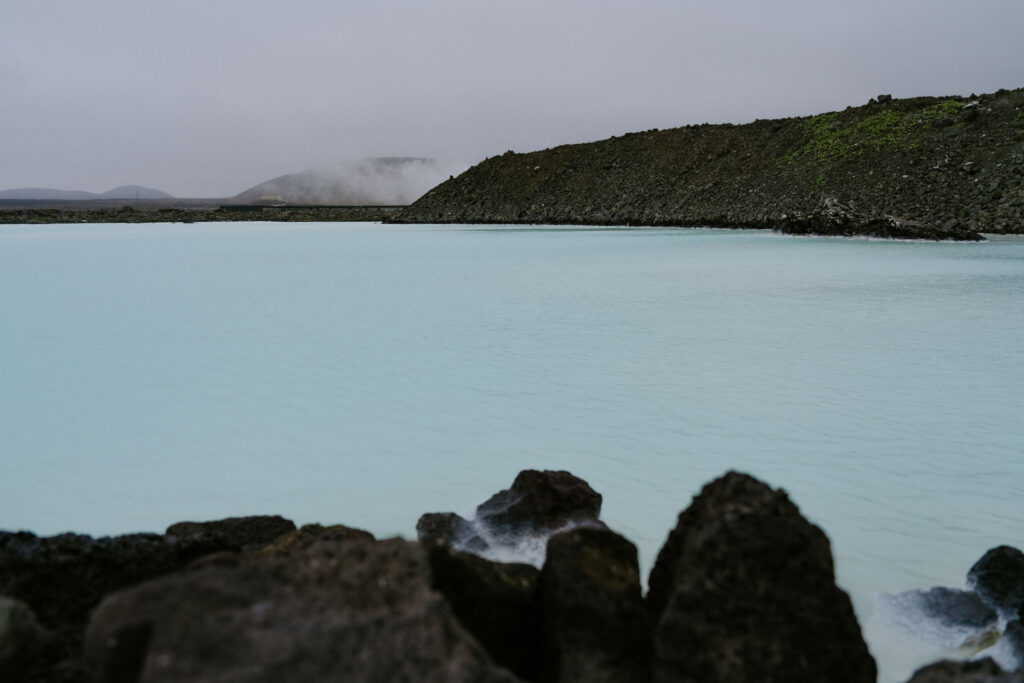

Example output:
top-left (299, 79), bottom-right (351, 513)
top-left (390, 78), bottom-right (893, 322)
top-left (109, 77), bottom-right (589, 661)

top-left (905, 657), bottom-right (1023, 682)
top-left (425, 544), bottom-right (540, 680)
top-left (647, 470), bottom-right (876, 683)
top-left (968, 546), bottom-right (1024, 619)
top-left (165, 515), bottom-right (296, 551)
top-left (539, 527), bottom-right (651, 683)
top-left (475, 470), bottom-right (603, 537)
top-left (84, 537), bottom-right (522, 683)
top-left (774, 195), bottom-right (983, 240)
top-left (0, 596), bottom-right (49, 680)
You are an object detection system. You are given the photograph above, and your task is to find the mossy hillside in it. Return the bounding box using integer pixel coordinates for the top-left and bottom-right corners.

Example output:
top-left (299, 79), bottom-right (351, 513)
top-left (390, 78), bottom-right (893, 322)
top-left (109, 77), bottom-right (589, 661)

top-left (394, 88), bottom-right (1024, 234)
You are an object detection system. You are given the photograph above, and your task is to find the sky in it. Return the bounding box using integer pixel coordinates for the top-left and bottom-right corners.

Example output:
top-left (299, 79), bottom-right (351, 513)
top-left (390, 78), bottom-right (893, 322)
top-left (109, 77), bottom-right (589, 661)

top-left (1, 0), bottom-right (1022, 197)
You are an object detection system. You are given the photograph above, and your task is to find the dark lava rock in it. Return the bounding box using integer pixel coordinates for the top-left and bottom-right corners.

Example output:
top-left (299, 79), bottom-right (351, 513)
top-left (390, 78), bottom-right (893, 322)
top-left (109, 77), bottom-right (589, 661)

top-left (417, 512), bottom-right (488, 552)
top-left (426, 544), bottom-right (540, 681)
top-left (84, 537), bottom-right (522, 683)
top-left (647, 470), bottom-right (876, 683)
top-left (968, 546), bottom-right (1024, 618)
top-left (476, 470), bottom-right (603, 536)
top-left (539, 527), bottom-right (650, 683)
top-left (905, 657), bottom-right (1023, 682)
top-left (878, 587), bottom-right (998, 648)
top-left (0, 595), bottom-right (49, 680)
top-left (775, 196), bottom-right (984, 241)
top-left (0, 530), bottom-right (232, 681)
top-left (165, 514), bottom-right (296, 551)
top-left (256, 522), bottom-right (374, 555)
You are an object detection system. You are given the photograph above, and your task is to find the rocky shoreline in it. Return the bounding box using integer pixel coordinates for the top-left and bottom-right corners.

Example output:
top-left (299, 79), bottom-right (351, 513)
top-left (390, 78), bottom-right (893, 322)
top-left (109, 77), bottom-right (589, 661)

top-left (3, 470), bottom-right (1022, 682)
top-left (0, 206), bottom-right (402, 225)
top-left (389, 88), bottom-right (1024, 240)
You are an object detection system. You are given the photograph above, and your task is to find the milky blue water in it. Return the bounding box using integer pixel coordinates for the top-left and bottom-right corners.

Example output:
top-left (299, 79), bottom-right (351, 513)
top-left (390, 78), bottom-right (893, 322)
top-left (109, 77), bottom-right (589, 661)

top-left (2, 221), bottom-right (1022, 680)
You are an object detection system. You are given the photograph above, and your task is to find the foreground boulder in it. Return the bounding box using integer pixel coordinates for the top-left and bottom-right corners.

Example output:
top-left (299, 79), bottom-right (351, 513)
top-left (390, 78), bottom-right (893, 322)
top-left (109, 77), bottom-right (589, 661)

top-left (539, 527), bottom-right (650, 683)
top-left (905, 657), bottom-right (1024, 682)
top-left (968, 546), bottom-right (1024, 619)
top-left (647, 471), bottom-right (876, 683)
top-left (85, 537), bottom-right (521, 683)
top-left (774, 195), bottom-right (984, 241)
top-left (0, 596), bottom-right (49, 680)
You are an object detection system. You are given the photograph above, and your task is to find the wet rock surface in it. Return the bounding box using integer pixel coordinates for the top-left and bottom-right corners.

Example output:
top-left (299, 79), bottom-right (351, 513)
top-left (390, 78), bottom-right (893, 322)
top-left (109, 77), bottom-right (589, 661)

top-left (418, 469), bottom-right (606, 566)
top-left (391, 88), bottom-right (1024, 238)
top-left (647, 471), bottom-right (876, 683)
top-left (475, 470), bottom-right (604, 537)
top-left (969, 546), bottom-right (1024, 619)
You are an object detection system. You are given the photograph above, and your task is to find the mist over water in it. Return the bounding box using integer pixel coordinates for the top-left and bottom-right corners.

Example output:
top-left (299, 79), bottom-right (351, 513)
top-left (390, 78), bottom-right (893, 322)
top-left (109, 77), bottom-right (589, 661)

top-left (233, 158), bottom-right (468, 204)
top-left (1, 222), bottom-right (1022, 681)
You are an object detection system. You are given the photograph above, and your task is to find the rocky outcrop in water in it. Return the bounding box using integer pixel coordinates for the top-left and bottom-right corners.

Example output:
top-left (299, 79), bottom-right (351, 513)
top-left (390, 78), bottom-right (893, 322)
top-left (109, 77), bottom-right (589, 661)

top-left (390, 88), bottom-right (1024, 238)
top-left (417, 469), bottom-right (606, 564)
top-left (20, 470), bottom-right (1024, 682)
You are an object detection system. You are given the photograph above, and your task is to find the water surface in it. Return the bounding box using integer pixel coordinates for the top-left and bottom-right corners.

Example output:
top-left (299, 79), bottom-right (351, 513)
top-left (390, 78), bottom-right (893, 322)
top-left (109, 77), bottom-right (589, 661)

top-left (2, 222), bottom-right (1022, 681)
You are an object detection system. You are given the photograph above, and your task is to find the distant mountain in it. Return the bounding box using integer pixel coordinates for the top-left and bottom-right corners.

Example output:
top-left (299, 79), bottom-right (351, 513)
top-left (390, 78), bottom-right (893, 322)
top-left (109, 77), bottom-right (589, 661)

top-left (0, 185), bottom-right (174, 200)
top-left (233, 158), bottom-right (468, 205)
top-left (0, 187), bottom-right (101, 200)
top-left (98, 185), bottom-right (174, 199)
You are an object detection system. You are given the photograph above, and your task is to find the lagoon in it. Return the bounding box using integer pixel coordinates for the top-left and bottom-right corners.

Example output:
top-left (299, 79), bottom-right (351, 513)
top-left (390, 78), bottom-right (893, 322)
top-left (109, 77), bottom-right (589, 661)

top-left (1, 221), bottom-right (1023, 681)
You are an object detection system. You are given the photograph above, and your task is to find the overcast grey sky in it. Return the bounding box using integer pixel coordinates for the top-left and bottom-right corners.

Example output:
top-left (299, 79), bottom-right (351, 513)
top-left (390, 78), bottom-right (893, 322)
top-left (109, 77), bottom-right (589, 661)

top-left (1, 0), bottom-right (1021, 197)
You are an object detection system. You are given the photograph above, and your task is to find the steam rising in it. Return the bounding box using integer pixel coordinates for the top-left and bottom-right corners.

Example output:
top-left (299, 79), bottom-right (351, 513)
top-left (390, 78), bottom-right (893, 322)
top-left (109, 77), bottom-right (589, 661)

top-left (234, 157), bottom-right (467, 205)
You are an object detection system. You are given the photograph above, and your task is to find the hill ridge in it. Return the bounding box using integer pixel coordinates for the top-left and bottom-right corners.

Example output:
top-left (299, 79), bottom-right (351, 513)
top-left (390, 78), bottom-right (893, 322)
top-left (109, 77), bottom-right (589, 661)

top-left (391, 88), bottom-right (1024, 237)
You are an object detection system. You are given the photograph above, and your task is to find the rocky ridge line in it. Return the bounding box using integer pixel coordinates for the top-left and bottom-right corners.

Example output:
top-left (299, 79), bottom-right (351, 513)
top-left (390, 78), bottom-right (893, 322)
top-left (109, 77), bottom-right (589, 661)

top-left (389, 88), bottom-right (1024, 239)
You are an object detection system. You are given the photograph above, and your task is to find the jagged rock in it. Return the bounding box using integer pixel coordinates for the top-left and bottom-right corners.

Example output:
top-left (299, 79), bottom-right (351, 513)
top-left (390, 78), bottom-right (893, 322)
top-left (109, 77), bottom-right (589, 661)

top-left (539, 527), bottom-right (650, 683)
top-left (417, 512), bottom-right (488, 552)
top-left (905, 657), bottom-right (1023, 682)
top-left (968, 546), bottom-right (1024, 618)
top-left (774, 196), bottom-right (984, 241)
top-left (475, 470), bottom-right (603, 536)
top-left (165, 515), bottom-right (296, 551)
top-left (877, 587), bottom-right (998, 649)
top-left (0, 596), bottom-right (49, 680)
top-left (84, 537), bottom-right (522, 683)
top-left (647, 471), bottom-right (876, 683)
top-left (426, 545), bottom-right (540, 680)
